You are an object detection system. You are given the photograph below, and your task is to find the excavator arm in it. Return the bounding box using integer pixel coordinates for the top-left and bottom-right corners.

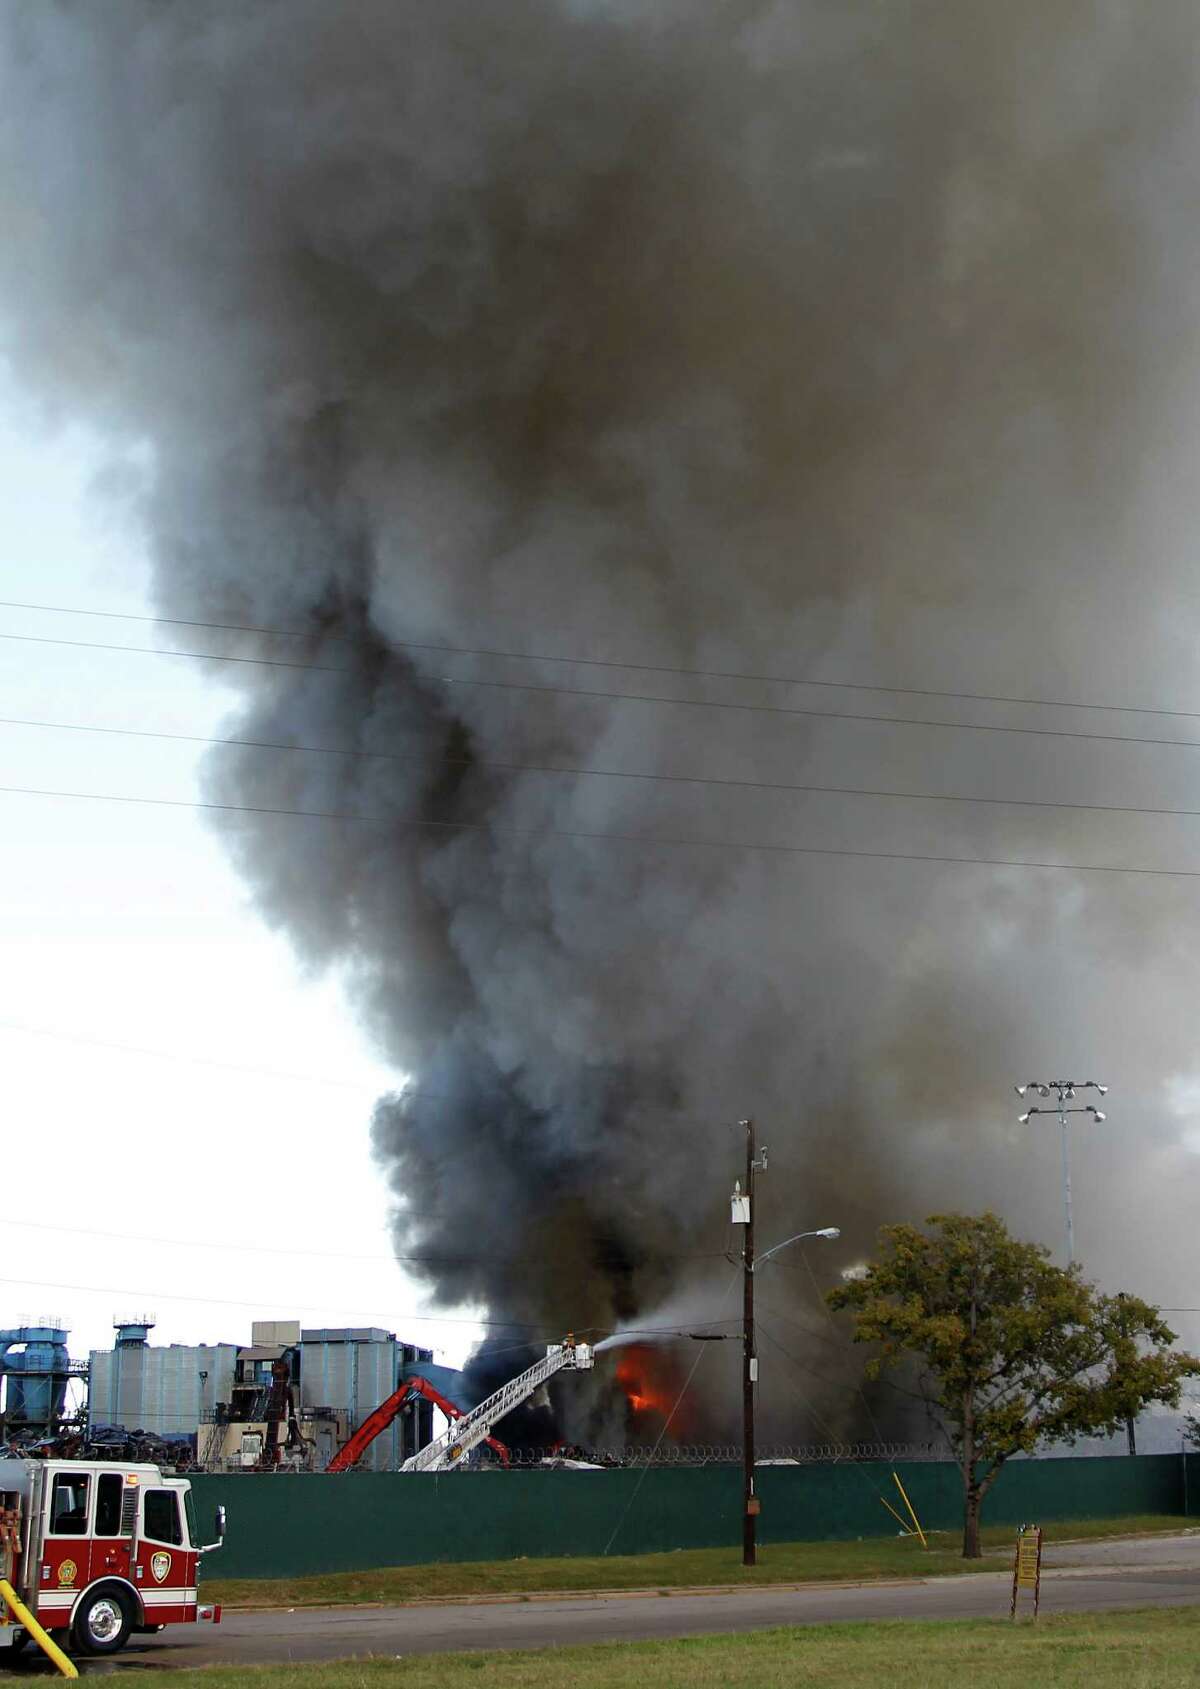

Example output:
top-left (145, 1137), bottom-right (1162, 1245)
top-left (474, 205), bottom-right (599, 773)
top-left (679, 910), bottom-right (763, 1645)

top-left (327, 1375), bottom-right (510, 1474)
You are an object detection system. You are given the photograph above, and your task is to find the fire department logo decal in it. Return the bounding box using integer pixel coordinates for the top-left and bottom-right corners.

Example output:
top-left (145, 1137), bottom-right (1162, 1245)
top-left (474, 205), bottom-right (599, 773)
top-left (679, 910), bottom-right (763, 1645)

top-left (57, 1560), bottom-right (77, 1587)
top-left (150, 1552), bottom-right (172, 1584)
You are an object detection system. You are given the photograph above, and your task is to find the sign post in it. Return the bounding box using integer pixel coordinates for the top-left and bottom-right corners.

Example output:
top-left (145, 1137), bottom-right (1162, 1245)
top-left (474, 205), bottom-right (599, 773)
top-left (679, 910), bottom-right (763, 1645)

top-left (1010, 1525), bottom-right (1043, 1619)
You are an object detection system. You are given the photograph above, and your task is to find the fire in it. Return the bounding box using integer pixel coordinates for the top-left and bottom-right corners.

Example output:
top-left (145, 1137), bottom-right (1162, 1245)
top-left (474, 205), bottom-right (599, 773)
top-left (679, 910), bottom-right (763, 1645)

top-left (614, 1346), bottom-right (680, 1424)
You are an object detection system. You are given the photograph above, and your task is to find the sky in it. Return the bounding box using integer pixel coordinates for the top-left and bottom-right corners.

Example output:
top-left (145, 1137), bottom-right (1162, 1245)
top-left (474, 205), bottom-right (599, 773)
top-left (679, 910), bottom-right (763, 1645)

top-left (0, 376), bottom-right (489, 1373)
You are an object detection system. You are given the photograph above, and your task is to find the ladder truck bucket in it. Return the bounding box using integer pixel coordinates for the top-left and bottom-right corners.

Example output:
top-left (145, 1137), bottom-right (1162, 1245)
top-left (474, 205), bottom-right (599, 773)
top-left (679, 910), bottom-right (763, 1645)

top-left (547, 1340), bottom-right (594, 1370)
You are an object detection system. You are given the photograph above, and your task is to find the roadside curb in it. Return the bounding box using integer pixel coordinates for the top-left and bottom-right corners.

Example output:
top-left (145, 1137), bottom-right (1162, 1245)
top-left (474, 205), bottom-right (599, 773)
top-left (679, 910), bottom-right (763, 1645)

top-left (216, 1573), bottom-right (987, 1614)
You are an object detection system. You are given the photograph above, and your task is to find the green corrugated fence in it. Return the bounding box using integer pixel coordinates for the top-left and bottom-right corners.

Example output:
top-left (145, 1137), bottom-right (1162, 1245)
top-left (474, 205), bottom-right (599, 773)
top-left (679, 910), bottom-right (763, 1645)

top-left (188, 1452), bottom-right (1196, 1579)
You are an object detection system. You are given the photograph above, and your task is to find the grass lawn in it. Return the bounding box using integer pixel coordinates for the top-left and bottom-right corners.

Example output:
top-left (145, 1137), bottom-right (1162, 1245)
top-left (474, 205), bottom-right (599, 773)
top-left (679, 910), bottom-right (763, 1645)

top-left (202, 1514), bottom-right (1191, 1608)
top-left (113, 1608), bottom-right (1200, 1688)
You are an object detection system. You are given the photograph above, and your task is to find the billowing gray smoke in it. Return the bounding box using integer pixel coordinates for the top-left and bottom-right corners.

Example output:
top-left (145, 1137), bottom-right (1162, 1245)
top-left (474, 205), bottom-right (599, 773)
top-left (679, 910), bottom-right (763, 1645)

top-left (7, 1), bottom-right (1200, 1439)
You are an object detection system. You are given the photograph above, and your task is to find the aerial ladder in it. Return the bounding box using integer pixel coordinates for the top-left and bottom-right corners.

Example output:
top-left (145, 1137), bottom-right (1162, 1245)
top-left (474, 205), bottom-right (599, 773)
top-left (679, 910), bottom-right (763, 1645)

top-left (401, 1338), bottom-right (594, 1473)
top-left (327, 1373), bottom-right (512, 1474)
top-left (329, 1336), bottom-right (594, 1475)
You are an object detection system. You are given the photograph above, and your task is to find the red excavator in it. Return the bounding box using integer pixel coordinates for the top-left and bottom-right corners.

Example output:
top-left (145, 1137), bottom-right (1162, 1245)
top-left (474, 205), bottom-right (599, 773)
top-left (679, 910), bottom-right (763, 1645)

top-left (326, 1373), bottom-right (510, 1473)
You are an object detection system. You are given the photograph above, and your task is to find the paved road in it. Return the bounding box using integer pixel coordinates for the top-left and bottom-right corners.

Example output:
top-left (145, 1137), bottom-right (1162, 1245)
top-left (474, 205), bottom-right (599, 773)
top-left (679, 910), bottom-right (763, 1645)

top-left (6, 1535), bottom-right (1199, 1675)
top-left (1041, 1531), bottom-right (1200, 1571)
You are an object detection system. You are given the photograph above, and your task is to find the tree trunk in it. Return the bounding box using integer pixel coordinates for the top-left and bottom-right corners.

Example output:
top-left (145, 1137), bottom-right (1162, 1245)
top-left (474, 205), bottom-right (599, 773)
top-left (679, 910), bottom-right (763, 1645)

top-left (961, 1369), bottom-right (980, 1559)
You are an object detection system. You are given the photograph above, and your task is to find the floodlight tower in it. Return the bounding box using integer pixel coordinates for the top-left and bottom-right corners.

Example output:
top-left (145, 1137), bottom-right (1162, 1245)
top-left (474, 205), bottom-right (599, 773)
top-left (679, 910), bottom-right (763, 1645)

top-left (1014, 1080), bottom-right (1108, 1267)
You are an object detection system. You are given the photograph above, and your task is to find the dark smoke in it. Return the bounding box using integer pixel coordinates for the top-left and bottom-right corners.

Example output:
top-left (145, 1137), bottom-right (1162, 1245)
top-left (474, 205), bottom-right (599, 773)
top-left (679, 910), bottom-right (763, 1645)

top-left (7, 2), bottom-right (1200, 1440)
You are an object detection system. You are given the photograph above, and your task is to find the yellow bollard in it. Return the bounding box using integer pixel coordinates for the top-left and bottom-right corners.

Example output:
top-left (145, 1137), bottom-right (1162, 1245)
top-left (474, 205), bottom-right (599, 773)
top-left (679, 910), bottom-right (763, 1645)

top-left (0, 1577), bottom-right (79, 1678)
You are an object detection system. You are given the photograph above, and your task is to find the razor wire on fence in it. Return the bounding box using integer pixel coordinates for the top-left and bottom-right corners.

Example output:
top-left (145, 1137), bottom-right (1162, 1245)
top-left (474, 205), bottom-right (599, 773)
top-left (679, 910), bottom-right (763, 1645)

top-left (493, 1439), bottom-right (941, 1468)
top-left (194, 1439), bottom-right (944, 1473)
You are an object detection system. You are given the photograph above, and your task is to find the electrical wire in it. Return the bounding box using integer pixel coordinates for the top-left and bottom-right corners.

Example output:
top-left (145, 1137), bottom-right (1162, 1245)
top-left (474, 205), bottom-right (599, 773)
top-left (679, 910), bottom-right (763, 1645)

top-left (0, 1273), bottom-right (568, 1329)
top-left (435, 670), bottom-right (1200, 753)
top-left (7, 779), bottom-right (1200, 879)
top-left (0, 630), bottom-right (341, 675)
top-left (0, 1017), bottom-right (380, 1095)
top-left (14, 710), bottom-right (1200, 821)
top-left (0, 1213), bottom-right (726, 1271)
top-left (13, 625), bottom-right (1200, 752)
top-left (6, 594), bottom-right (1200, 723)
top-left (601, 1270), bottom-right (740, 1556)
top-left (756, 1296), bottom-right (942, 1415)
top-left (0, 1019), bottom-right (736, 1142)
top-left (759, 1282), bottom-right (888, 1446)
top-left (795, 1249), bottom-right (891, 1447)
top-left (756, 1321), bottom-right (953, 1472)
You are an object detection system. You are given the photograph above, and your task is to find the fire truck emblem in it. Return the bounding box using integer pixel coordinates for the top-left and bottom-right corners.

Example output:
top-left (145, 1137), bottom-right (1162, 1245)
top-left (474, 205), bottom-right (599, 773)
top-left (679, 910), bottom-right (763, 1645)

top-left (57, 1560), bottom-right (77, 1586)
top-left (150, 1552), bottom-right (172, 1583)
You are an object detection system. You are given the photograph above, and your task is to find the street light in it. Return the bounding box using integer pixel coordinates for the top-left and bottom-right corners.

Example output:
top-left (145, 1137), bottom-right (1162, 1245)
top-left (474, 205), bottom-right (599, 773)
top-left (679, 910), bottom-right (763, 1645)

top-left (755, 1228), bottom-right (841, 1270)
top-left (1014, 1080), bottom-right (1108, 1266)
top-left (729, 1119), bottom-right (840, 1567)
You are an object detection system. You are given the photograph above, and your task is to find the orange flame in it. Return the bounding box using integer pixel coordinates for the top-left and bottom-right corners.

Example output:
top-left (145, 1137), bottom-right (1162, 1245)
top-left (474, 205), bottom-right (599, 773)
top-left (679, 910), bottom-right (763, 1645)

top-left (615, 1346), bottom-right (677, 1421)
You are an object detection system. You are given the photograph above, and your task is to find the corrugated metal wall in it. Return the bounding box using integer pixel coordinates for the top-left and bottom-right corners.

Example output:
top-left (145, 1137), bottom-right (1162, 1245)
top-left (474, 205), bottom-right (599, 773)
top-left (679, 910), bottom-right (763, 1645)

top-left (88, 1344), bottom-right (239, 1436)
top-left (301, 1335), bottom-right (395, 1472)
top-left (299, 1333), bottom-right (432, 1470)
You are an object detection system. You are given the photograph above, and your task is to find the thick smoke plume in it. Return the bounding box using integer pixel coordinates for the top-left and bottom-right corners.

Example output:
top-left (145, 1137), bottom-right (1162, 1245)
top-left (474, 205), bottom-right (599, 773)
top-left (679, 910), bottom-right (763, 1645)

top-left (7, 2), bottom-right (1200, 1439)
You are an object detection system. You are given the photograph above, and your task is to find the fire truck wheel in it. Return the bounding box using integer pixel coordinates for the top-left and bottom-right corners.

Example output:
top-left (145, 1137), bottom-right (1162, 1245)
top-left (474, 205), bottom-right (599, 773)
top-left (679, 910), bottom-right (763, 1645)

top-left (72, 1587), bottom-right (134, 1655)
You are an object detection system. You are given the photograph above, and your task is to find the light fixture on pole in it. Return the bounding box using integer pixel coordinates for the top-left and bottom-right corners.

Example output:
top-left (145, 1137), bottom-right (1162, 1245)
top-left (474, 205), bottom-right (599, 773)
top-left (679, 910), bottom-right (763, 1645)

top-left (1014, 1080), bottom-right (1108, 1266)
top-left (729, 1119), bottom-right (839, 1568)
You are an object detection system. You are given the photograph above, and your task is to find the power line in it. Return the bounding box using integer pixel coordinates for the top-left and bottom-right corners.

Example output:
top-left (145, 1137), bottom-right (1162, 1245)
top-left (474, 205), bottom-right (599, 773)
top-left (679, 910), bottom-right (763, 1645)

top-left (0, 1018), bottom-right (728, 1138)
top-left (0, 1214), bottom-right (724, 1271)
top-left (5, 594), bottom-right (1200, 723)
top-left (0, 630), bottom-right (341, 675)
top-left (756, 1321), bottom-right (951, 1466)
top-left (6, 779), bottom-right (1200, 879)
top-left (0, 1017), bottom-right (379, 1095)
top-left (435, 671), bottom-right (1200, 752)
top-left (14, 710), bottom-right (1200, 821)
top-left (602, 1270), bottom-right (740, 1556)
top-left (12, 626), bottom-right (1200, 753)
top-left (0, 1273), bottom-right (567, 1329)
top-left (759, 1288), bottom-right (887, 1445)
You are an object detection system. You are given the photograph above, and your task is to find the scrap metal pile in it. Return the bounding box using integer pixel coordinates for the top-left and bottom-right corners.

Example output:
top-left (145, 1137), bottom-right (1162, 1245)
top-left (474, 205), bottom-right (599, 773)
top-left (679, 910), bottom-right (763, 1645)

top-left (0, 1424), bottom-right (195, 1470)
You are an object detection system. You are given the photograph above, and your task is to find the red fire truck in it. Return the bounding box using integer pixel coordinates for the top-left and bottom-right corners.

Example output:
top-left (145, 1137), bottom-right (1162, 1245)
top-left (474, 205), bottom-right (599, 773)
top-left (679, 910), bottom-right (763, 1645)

top-left (0, 1457), bottom-right (225, 1659)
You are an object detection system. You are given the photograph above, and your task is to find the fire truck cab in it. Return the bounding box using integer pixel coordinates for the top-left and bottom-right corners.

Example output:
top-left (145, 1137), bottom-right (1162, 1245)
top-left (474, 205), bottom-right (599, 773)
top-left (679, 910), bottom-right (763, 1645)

top-left (0, 1457), bottom-right (224, 1657)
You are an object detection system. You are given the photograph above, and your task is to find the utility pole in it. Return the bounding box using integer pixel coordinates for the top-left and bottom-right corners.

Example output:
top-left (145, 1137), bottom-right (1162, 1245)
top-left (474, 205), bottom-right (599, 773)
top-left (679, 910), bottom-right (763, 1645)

top-left (1014, 1080), bottom-right (1108, 1267)
top-left (731, 1118), bottom-right (766, 1566)
top-left (728, 1133), bottom-right (841, 1564)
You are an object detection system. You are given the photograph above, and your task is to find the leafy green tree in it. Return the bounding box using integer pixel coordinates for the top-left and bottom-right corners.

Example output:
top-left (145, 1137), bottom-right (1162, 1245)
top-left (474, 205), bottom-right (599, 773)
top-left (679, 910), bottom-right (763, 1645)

top-left (828, 1212), bottom-right (1200, 1557)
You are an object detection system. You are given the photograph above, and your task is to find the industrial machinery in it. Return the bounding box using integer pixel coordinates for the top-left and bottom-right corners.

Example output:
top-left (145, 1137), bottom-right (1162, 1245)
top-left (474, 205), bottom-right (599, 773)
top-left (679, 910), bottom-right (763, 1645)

top-left (327, 1372), bottom-right (511, 1473)
top-left (329, 1336), bottom-right (594, 1475)
top-left (0, 1328), bottom-right (72, 1442)
top-left (0, 1456), bottom-right (225, 1666)
top-left (199, 1334), bottom-right (339, 1472)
